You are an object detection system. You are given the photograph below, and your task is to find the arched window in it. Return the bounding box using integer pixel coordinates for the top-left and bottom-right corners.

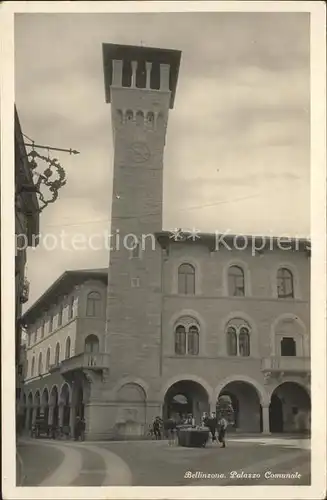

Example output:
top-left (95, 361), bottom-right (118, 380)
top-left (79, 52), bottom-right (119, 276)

top-left (239, 327), bottom-right (250, 356)
top-left (31, 356), bottom-right (35, 377)
top-left (175, 325), bottom-right (186, 355)
top-left (54, 342), bottom-right (60, 365)
top-left (84, 334), bottom-right (99, 354)
top-left (65, 337), bottom-right (71, 360)
top-left (58, 303), bottom-right (63, 327)
top-left (49, 312), bottom-right (54, 333)
top-left (228, 266), bottom-right (245, 296)
top-left (68, 295), bottom-right (74, 320)
top-left (277, 268), bottom-right (294, 298)
top-left (41, 319), bottom-right (45, 339)
top-left (46, 348), bottom-right (51, 371)
top-left (174, 317), bottom-right (200, 356)
top-left (147, 112), bottom-right (155, 127)
top-left (126, 110), bottom-right (133, 121)
top-left (150, 62), bottom-right (160, 90)
top-left (178, 263), bottom-right (195, 295)
top-left (226, 320), bottom-right (251, 357)
top-left (38, 352), bottom-right (43, 375)
top-left (135, 110), bottom-right (144, 126)
top-left (227, 326), bottom-right (237, 356)
top-left (86, 291), bottom-right (101, 317)
top-left (281, 337), bottom-right (296, 356)
top-left (188, 325), bottom-right (199, 355)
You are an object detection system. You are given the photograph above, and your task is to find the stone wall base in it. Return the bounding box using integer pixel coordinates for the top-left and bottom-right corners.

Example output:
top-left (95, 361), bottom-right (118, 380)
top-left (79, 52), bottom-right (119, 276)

top-left (84, 400), bottom-right (161, 441)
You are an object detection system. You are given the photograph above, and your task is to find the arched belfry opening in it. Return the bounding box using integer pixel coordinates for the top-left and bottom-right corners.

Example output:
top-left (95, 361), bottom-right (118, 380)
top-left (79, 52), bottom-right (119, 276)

top-left (136, 60), bottom-right (146, 88)
top-left (122, 59), bottom-right (132, 87)
top-left (150, 61), bottom-right (160, 90)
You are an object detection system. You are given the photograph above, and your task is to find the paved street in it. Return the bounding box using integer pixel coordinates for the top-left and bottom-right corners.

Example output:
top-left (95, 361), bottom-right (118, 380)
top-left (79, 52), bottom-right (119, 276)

top-left (17, 436), bottom-right (310, 487)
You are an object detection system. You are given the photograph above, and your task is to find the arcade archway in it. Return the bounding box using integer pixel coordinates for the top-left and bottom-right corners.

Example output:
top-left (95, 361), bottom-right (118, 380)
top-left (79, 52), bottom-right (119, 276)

top-left (50, 386), bottom-right (59, 427)
top-left (34, 390), bottom-right (41, 420)
top-left (269, 382), bottom-right (311, 433)
top-left (218, 381), bottom-right (262, 433)
top-left (163, 380), bottom-right (210, 424)
top-left (26, 392), bottom-right (33, 430)
top-left (41, 388), bottom-right (49, 423)
top-left (75, 385), bottom-right (84, 419)
top-left (60, 384), bottom-right (71, 427)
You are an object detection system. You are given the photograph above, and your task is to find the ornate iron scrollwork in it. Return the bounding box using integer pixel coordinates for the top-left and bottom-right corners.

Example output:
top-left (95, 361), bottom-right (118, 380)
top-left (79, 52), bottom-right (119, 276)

top-left (26, 149), bottom-right (67, 212)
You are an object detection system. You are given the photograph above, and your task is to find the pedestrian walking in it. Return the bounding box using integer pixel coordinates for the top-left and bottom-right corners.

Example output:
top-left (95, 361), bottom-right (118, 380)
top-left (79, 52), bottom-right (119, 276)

top-left (74, 416), bottom-right (81, 441)
top-left (207, 412), bottom-right (217, 443)
top-left (153, 416), bottom-right (162, 440)
top-left (217, 416), bottom-right (228, 448)
top-left (80, 417), bottom-right (86, 441)
top-left (202, 412), bottom-right (209, 427)
top-left (164, 417), bottom-right (176, 445)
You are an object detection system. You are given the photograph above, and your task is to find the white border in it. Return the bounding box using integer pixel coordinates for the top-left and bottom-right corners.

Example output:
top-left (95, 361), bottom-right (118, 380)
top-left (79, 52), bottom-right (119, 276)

top-left (1, 1), bottom-right (326, 499)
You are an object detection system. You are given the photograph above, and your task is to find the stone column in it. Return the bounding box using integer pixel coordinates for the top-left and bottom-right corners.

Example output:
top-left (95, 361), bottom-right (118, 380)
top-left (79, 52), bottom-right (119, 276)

top-left (209, 400), bottom-right (216, 415)
top-left (69, 404), bottom-right (76, 438)
top-left (112, 60), bottom-right (123, 86)
top-left (83, 404), bottom-right (91, 440)
top-left (160, 63), bottom-right (170, 90)
top-left (261, 404), bottom-right (270, 434)
top-left (48, 404), bottom-right (54, 425)
top-left (131, 61), bottom-right (137, 88)
top-left (25, 408), bottom-right (30, 430)
top-left (59, 404), bottom-right (64, 427)
top-left (32, 406), bottom-right (37, 425)
top-left (146, 62), bottom-right (152, 89)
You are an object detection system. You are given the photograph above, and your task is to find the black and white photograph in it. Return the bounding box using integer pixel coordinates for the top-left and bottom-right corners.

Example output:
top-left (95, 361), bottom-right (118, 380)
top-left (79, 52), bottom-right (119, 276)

top-left (1, 1), bottom-right (326, 499)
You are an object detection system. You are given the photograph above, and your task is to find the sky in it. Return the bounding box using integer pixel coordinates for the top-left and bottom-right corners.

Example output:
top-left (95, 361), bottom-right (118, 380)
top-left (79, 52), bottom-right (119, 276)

top-left (14, 11), bottom-right (310, 307)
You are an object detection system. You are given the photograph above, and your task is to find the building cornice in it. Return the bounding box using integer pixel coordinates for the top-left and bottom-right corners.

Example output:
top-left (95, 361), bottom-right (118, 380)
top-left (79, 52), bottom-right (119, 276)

top-left (22, 269), bottom-right (108, 326)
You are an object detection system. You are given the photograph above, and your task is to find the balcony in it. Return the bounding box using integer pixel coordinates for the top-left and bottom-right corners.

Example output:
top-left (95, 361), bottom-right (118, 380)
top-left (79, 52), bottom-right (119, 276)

top-left (49, 362), bottom-right (61, 373)
top-left (261, 356), bottom-right (310, 374)
top-left (60, 352), bottom-right (109, 375)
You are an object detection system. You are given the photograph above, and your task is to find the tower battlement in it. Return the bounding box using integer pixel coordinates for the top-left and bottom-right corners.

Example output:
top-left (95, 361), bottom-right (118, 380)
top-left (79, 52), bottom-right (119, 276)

top-left (102, 43), bottom-right (181, 108)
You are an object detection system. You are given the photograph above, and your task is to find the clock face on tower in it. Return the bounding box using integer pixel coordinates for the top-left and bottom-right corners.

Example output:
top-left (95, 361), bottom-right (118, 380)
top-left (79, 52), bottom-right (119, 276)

top-left (128, 141), bottom-right (151, 163)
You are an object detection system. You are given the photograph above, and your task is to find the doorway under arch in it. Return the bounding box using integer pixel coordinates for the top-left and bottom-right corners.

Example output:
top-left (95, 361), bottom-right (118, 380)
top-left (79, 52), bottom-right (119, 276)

top-left (50, 386), bottom-right (59, 427)
top-left (218, 381), bottom-right (262, 433)
top-left (60, 384), bottom-right (71, 427)
top-left (34, 391), bottom-right (41, 419)
top-left (163, 380), bottom-right (210, 424)
top-left (269, 382), bottom-right (311, 434)
top-left (41, 388), bottom-right (49, 424)
top-left (26, 393), bottom-right (33, 430)
top-left (75, 385), bottom-right (84, 419)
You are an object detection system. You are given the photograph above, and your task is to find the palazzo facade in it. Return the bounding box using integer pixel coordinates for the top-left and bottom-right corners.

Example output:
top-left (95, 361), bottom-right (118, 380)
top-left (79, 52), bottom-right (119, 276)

top-left (21, 44), bottom-right (311, 439)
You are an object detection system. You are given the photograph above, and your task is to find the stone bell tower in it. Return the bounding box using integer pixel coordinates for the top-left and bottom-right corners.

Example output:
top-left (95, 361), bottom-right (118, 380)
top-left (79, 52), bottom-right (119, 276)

top-left (101, 44), bottom-right (181, 422)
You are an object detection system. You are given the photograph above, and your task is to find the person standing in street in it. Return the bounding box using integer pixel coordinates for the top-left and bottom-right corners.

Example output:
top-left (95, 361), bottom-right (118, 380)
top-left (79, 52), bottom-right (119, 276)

top-left (217, 416), bottom-right (228, 448)
top-left (74, 416), bottom-right (81, 441)
top-left (153, 416), bottom-right (162, 440)
top-left (80, 417), bottom-right (86, 441)
top-left (207, 412), bottom-right (217, 443)
top-left (164, 417), bottom-right (176, 445)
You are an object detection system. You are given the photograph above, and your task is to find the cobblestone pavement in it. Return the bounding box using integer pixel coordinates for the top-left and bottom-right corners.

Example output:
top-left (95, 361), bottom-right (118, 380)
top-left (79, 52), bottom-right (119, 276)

top-left (17, 436), bottom-right (310, 487)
